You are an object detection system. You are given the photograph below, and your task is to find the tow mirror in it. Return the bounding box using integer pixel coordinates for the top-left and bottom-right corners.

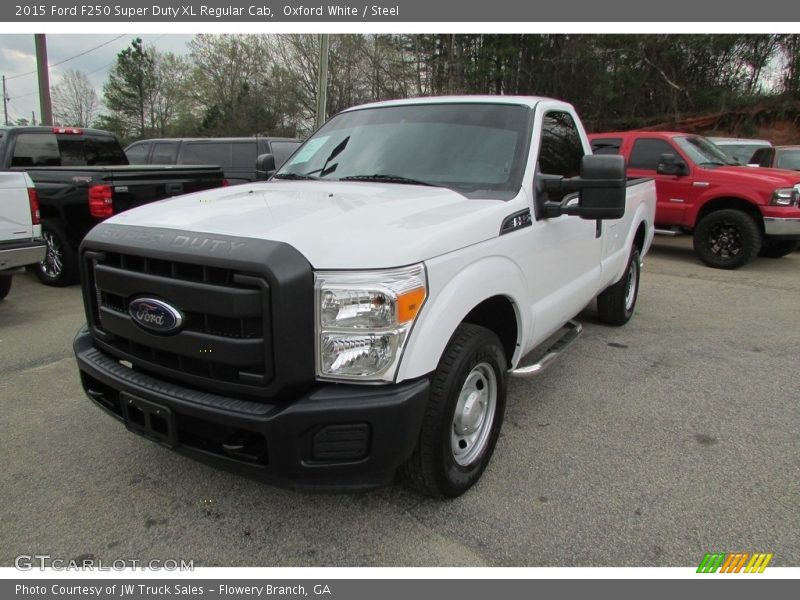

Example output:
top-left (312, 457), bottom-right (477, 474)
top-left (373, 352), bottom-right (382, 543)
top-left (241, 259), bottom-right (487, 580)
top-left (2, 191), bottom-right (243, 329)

top-left (539, 154), bottom-right (626, 220)
top-left (657, 153), bottom-right (689, 176)
top-left (256, 153), bottom-right (277, 179)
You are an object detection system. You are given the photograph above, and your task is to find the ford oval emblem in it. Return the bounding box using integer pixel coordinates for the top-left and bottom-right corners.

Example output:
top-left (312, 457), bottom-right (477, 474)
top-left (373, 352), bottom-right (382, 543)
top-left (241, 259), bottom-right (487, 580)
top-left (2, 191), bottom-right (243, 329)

top-left (128, 297), bottom-right (184, 334)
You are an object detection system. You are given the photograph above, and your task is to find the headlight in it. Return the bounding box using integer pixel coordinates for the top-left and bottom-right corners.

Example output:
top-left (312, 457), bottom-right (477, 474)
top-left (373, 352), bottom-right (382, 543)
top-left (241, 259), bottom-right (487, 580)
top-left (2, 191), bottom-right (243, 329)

top-left (771, 187), bottom-right (799, 207)
top-left (315, 264), bottom-right (427, 381)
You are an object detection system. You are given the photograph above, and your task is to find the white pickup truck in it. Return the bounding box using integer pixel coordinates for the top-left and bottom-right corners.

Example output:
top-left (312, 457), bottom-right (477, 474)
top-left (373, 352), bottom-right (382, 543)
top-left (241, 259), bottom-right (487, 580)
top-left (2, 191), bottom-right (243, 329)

top-left (73, 96), bottom-right (656, 497)
top-left (0, 172), bottom-right (45, 300)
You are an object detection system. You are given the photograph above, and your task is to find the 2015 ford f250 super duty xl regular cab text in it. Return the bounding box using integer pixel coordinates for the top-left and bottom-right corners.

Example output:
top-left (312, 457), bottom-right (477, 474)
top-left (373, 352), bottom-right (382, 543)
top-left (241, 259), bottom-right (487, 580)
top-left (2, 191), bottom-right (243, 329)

top-left (73, 97), bottom-right (656, 497)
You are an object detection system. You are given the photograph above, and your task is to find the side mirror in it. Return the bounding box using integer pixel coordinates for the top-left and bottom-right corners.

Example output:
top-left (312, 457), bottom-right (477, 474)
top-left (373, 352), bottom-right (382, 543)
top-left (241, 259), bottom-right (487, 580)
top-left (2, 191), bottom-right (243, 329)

top-left (540, 154), bottom-right (626, 220)
top-left (256, 153), bottom-right (277, 179)
top-left (657, 153), bottom-right (689, 176)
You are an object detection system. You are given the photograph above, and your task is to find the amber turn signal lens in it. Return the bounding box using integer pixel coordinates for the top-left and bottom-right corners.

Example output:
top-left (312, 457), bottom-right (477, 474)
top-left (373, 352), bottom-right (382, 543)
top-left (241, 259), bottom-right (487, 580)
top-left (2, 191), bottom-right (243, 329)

top-left (397, 287), bottom-right (426, 323)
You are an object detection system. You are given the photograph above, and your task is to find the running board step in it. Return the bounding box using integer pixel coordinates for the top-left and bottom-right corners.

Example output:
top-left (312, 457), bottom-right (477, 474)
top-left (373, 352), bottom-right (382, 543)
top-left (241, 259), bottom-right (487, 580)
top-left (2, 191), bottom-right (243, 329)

top-left (510, 320), bottom-right (583, 378)
top-left (654, 228), bottom-right (680, 236)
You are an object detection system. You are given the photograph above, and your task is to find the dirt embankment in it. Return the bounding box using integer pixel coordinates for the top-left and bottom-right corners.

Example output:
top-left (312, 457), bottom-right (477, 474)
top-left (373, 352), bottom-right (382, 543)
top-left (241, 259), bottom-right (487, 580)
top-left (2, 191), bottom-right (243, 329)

top-left (637, 103), bottom-right (800, 144)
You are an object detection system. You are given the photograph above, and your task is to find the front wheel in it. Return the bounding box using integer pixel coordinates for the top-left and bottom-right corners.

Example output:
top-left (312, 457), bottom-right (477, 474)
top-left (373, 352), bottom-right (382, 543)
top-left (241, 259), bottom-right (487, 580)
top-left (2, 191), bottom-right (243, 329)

top-left (36, 219), bottom-right (78, 287)
top-left (758, 237), bottom-right (799, 258)
top-left (401, 324), bottom-right (507, 498)
top-left (597, 247), bottom-right (641, 326)
top-left (693, 209), bottom-right (761, 269)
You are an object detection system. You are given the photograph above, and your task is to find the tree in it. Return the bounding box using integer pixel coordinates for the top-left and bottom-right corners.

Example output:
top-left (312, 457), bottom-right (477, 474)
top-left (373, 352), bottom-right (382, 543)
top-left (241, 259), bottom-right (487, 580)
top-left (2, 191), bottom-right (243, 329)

top-left (52, 69), bottom-right (99, 127)
top-left (779, 34), bottom-right (800, 97)
top-left (103, 38), bottom-right (156, 139)
top-left (149, 52), bottom-right (192, 136)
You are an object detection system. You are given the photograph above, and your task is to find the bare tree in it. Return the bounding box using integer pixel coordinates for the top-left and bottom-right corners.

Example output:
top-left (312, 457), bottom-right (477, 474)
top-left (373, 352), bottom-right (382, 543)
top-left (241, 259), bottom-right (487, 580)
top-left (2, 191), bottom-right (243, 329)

top-left (52, 68), bottom-right (99, 127)
top-left (149, 52), bottom-right (191, 136)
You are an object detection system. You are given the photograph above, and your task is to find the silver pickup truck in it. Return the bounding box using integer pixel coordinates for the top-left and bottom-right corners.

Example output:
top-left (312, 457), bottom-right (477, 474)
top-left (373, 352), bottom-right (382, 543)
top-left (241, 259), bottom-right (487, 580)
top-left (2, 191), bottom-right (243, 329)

top-left (0, 172), bottom-right (46, 300)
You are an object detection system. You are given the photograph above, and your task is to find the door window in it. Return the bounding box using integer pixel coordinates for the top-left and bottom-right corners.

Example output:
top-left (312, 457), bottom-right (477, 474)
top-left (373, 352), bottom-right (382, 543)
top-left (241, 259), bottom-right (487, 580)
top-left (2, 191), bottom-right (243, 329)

top-left (538, 111), bottom-right (584, 178)
top-left (125, 142), bottom-right (151, 164)
top-left (628, 138), bottom-right (677, 170)
top-left (151, 142), bottom-right (178, 164)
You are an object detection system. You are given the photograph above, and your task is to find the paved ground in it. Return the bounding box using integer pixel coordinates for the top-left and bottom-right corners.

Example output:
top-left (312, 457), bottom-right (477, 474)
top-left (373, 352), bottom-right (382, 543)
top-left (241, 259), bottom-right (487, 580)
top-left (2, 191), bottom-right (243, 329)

top-left (1, 238), bottom-right (798, 567)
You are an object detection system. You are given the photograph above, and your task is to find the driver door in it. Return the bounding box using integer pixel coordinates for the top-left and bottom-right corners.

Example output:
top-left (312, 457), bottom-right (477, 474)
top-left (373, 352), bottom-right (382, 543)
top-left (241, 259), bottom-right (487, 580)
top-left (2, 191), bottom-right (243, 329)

top-left (521, 109), bottom-right (603, 344)
top-left (626, 137), bottom-right (695, 226)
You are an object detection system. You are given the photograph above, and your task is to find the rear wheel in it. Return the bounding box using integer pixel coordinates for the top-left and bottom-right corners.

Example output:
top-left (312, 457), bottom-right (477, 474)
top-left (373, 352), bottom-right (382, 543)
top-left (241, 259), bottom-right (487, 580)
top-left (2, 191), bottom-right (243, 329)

top-left (758, 237), bottom-right (799, 258)
top-left (597, 247), bottom-right (640, 326)
top-left (0, 275), bottom-right (11, 301)
top-left (693, 209), bottom-right (761, 269)
top-left (401, 324), bottom-right (507, 498)
top-left (36, 219), bottom-right (78, 286)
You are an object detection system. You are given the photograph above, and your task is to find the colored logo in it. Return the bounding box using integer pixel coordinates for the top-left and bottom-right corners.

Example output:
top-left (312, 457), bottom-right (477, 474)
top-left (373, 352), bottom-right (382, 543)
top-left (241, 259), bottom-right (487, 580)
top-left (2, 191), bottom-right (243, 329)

top-left (697, 552), bottom-right (773, 573)
top-left (128, 297), bottom-right (184, 334)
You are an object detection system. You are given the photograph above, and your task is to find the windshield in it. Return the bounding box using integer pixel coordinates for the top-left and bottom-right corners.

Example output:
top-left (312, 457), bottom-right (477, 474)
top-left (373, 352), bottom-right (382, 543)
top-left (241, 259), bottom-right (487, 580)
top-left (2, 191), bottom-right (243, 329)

top-left (674, 136), bottom-right (738, 167)
top-left (713, 143), bottom-right (771, 165)
top-left (275, 103), bottom-right (532, 200)
top-left (776, 149), bottom-right (800, 171)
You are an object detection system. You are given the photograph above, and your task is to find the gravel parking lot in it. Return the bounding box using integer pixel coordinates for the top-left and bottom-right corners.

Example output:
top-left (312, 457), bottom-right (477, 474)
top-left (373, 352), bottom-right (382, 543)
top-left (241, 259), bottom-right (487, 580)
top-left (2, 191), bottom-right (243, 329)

top-left (1, 237), bottom-right (798, 567)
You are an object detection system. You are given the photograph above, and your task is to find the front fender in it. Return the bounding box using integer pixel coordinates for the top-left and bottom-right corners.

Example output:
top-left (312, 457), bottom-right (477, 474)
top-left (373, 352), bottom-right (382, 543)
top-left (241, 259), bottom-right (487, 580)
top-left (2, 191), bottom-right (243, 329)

top-left (687, 190), bottom-right (763, 228)
top-left (397, 252), bottom-right (530, 382)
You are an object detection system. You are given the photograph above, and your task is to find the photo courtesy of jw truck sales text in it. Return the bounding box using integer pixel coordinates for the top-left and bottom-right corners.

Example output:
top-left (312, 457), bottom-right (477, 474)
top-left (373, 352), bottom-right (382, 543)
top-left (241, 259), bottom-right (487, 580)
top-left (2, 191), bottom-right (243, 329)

top-left (74, 96), bottom-right (655, 497)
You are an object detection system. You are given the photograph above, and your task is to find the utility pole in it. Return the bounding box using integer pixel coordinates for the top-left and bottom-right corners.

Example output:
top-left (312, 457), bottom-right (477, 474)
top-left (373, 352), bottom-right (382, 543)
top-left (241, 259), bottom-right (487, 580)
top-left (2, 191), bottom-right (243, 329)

top-left (32, 111), bottom-right (36, 126)
top-left (2, 75), bottom-right (9, 126)
top-left (315, 34), bottom-right (330, 129)
top-left (35, 34), bottom-right (53, 126)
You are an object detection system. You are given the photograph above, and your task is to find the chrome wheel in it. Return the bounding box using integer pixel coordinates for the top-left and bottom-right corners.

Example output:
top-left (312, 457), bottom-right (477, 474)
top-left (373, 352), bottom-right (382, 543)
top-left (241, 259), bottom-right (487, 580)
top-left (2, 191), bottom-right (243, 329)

top-left (624, 258), bottom-right (639, 312)
top-left (451, 362), bottom-right (498, 467)
top-left (40, 229), bottom-right (64, 280)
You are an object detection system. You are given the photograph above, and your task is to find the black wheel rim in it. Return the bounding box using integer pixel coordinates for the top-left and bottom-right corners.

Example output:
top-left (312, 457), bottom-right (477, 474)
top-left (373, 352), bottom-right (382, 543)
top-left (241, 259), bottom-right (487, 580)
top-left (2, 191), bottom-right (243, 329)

top-left (707, 222), bottom-right (743, 259)
top-left (41, 230), bottom-right (63, 279)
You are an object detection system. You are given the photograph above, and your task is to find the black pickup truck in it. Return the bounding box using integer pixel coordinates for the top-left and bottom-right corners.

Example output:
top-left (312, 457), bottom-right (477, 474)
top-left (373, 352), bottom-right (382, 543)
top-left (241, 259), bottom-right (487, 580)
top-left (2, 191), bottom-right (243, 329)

top-left (0, 126), bottom-right (225, 286)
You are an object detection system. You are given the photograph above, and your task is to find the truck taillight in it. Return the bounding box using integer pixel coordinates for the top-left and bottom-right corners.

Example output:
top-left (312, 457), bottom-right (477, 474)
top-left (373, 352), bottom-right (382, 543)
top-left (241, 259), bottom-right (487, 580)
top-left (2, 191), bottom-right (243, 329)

top-left (28, 188), bottom-right (40, 225)
top-left (222, 179), bottom-right (230, 187)
top-left (52, 127), bottom-right (83, 135)
top-left (88, 184), bottom-right (114, 218)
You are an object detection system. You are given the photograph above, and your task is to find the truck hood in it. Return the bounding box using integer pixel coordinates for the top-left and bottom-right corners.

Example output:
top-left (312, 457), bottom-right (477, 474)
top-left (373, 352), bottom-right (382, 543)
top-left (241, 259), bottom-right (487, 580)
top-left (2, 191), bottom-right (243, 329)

top-left (106, 181), bottom-right (506, 269)
top-left (702, 165), bottom-right (800, 187)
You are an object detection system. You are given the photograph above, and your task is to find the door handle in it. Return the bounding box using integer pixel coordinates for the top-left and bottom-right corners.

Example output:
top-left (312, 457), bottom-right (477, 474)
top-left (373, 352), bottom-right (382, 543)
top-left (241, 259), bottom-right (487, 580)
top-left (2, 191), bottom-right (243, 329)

top-left (165, 182), bottom-right (184, 196)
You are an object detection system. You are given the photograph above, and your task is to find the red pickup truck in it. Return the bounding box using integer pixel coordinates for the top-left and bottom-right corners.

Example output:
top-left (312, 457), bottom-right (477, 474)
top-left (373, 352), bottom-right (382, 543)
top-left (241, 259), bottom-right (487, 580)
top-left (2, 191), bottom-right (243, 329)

top-left (588, 131), bottom-right (800, 269)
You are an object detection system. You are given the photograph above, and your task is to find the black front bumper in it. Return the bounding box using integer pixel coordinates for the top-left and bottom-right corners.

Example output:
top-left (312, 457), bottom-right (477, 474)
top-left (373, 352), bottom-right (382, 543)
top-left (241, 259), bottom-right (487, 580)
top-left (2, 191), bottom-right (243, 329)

top-left (74, 328), bottom-right (430, 490)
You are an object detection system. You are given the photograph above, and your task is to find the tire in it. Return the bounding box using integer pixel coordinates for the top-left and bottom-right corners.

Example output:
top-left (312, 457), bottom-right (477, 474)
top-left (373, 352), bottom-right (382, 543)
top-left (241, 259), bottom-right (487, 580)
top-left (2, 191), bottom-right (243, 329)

top-left (758, 237), bottom-right (799, 259)
top-left (597, 247), bottom-right (641, 326)
top-left (0, 275), bottom-right (11, 301)
top-left (401, 323), bottom-right (507, 498)
top-left (36, 219), bottom-right (78, 287)
top-left (692, 209), bottom-right (761, 269)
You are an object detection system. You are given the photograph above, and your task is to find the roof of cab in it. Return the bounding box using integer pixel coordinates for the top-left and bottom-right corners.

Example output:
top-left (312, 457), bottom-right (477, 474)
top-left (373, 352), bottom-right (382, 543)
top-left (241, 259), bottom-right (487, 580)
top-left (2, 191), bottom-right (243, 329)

top-left (341, 95), bottom-right (567, 112)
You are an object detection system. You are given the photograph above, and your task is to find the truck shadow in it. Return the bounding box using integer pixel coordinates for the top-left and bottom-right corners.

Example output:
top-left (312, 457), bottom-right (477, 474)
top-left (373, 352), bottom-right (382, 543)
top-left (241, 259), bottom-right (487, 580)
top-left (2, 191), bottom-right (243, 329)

top-left (646, 238), bottom-right (700, 266)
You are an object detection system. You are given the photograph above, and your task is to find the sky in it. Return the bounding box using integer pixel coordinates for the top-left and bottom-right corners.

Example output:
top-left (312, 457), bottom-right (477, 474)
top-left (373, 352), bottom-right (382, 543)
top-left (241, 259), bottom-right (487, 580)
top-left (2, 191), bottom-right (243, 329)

top-left (1, 34), bottom-right (194, 124)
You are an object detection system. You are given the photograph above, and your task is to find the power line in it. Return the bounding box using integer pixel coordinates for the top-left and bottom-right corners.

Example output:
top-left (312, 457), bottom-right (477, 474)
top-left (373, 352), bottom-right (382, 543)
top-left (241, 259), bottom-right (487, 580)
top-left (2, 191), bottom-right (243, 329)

top-left (82, 36), bottom-right (169, 78)
top-left (9, 90), bottom-right (39, 100)
top-left (6, 34), bottom-right (128, 80)
top-left (86, 60), bottom-right (116, 76)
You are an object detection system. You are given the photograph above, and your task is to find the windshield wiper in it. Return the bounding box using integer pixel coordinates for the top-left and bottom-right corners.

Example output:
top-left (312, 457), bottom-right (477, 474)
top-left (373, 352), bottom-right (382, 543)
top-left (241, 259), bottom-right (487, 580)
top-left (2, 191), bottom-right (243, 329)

top-left (272, 173), bottom-right (319, 180)
top-left (698, 161), bottom-right (727, 167)
top-left (304, 136), bottom-right (350, 178)
top-left (339, 174), bottom-right (439, 187)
